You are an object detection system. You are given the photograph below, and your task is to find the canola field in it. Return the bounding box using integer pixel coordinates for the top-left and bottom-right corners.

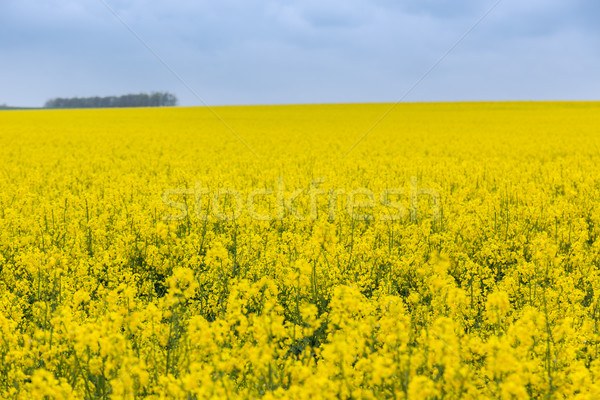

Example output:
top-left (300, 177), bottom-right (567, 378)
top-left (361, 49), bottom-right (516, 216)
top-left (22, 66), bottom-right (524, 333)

top-left (1, 102), bottom-right (600, 399)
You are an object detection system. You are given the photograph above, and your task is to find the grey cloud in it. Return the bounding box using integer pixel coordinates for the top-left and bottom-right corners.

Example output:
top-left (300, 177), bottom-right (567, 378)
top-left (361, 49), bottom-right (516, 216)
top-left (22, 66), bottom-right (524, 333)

top-left (0, 0), bottom-right (598, 107)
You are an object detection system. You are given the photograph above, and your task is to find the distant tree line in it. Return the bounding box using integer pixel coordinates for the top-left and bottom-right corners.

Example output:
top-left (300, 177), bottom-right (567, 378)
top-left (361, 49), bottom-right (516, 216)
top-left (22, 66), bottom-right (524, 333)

top-left (44, 92), bottom-right (178, 109)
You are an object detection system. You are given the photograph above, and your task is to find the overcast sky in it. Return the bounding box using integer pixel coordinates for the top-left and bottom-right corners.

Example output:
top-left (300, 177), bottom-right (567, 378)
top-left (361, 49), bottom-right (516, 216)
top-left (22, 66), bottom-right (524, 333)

top-left (1, 0), bottom-right (599, 107)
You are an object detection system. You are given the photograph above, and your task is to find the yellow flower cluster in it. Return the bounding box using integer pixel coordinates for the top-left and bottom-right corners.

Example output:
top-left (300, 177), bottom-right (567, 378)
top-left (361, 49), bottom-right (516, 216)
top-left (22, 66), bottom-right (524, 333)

top-left (1, 102), bottom-right (600, 398)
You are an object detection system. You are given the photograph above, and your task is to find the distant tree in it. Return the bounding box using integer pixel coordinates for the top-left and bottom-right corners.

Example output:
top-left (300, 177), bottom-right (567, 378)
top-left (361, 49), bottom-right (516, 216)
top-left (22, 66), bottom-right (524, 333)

top-left (44, 92), bottom-right (178, 109)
